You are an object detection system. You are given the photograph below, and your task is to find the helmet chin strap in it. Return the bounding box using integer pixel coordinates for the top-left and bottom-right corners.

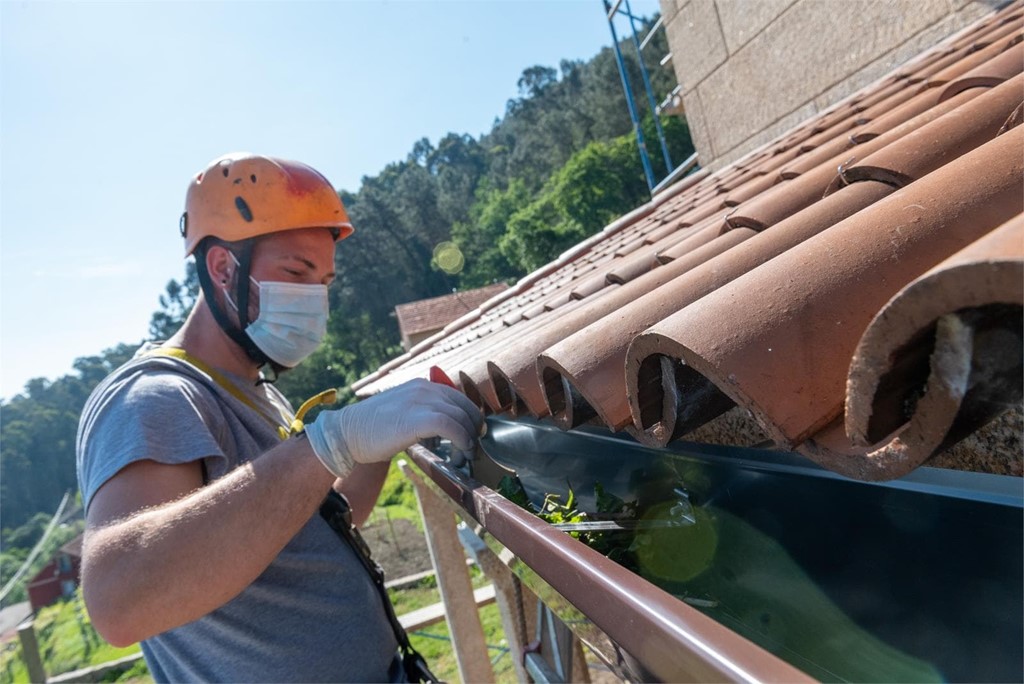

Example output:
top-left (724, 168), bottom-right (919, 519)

top-left (196, 239), bottom-right (276, 377)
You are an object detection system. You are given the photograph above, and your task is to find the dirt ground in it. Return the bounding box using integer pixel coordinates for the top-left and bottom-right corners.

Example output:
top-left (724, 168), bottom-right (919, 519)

top-left (361, 516), bottom-right (434, 581)
top-left (362, 515), bottom-right (624, 683)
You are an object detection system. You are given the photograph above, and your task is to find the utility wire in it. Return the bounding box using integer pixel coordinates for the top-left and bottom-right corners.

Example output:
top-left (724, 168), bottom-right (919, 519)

top-left (0, 491), bottom-right (71, 603)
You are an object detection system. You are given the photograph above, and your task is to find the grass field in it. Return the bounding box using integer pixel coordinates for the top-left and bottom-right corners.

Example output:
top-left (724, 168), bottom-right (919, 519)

top-left (387, 566), bottom-right (518, 683)
top-left (0, 592), bottom-right (146, 684)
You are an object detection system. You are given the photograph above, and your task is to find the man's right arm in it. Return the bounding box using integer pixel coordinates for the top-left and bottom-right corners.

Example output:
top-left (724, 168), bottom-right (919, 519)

top-left (82, 435), bottom-right (335, 647)
top-left (83, 377), bottom-right (483, 647)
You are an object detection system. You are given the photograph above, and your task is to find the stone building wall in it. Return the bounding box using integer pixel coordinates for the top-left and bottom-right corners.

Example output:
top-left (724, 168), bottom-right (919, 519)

top-left (658, 0), bottom-right (1005, 170)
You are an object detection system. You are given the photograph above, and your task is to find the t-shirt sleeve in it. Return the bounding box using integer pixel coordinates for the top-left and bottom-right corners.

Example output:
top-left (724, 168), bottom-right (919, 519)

top-left (77, 368), bottom-right (229, 513)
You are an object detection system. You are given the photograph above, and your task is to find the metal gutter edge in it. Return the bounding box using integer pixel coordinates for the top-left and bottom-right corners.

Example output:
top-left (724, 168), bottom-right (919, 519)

top-left (652, 153), bottom-right (700, 197)
top-left (406, 444), bottom-right (816, 684)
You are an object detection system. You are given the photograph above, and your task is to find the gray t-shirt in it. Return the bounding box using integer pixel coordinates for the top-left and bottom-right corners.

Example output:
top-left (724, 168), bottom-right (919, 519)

top-left (76, 345), bottom-right (400, 683)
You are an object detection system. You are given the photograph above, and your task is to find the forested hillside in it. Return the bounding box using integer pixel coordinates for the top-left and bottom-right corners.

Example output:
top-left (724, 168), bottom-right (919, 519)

top-left (1, 16), bottom-right (693, 572)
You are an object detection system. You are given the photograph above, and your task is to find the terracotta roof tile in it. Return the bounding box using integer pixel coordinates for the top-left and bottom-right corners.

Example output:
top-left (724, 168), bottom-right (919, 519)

top-left (355, 3), bottom-right (1024, 481)
top-left (652, 220), bottom-right (729, 263)
top-left (848, 86), bottom-right (948, 144)
top-left (627, 128), bottom-right (1021, 462)
top-left (947, 3), bottom-right (1021, 53)
top-left (721, 171), bottom-right (780, 207)
top-left (548, 180), bottom-right (894, 434)
top-left (832, 73), bottom-right (1024, 189)
top-left (394, 283), bottom-right (509, 339)
top-left (938, 38), bottom-right (1024, 99)
top-left (925, 29), bottom-right (1023, 92)
top-left (835, 215), bottom-right (1024, 479)
top-left (541, 225), bottom-right (761, 431)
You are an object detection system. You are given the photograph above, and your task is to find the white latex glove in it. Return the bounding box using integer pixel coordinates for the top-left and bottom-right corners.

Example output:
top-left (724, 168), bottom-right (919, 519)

top-left (305, 378), bottom-right (484, 478)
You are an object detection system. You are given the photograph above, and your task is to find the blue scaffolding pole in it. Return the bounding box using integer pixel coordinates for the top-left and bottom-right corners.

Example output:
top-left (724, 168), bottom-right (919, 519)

top-left (603, 0), bottom-right (675, 193)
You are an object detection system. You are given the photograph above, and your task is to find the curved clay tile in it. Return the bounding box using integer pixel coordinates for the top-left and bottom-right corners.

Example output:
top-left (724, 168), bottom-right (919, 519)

top-left (653, 220), bottom-right (729, 264)
top-left (722, 172), bottom-right (780, 207)
top-left (756, 144), bottom-right (805, 175)
top-left (937, 38), bottom-right (1024, 100)
top-left (893, 46), bottom-right (955, 83)
top-left (850, 86), bottom-right (920, 127)
top-left (744, 85), bottom-right (989, 227)
top-left (802, 287), bottom-right (1022, 481)
top-left (966, 14), bottom-right (1024, 52)
top-left (540, 230), bottom-right (758, 431)
top-left (459, 369), bottom-right (501, 414)
top-left (834, 215), bottom-right (1023, 475)
top-left (665, 194), bottom-right (732, 229)
top-left (712, 165), bottom-right (764, 194)
top-left (613, 221), bottom-right (701, 264)
top-left (542, 181), bottom-right (895, 434)
top-left (649, 201), bottom-right (695, 227)
top-left (779, 84), bottom-right (979, 180)
top-left (457, 359), bottom-right (501, 412)
top-left (1001, 100), bottom-right (1024, 132)
top-left (912, 31), bottom-right (1005, 85)
top-left (777, 134), bottom-right (858, 179)
top-left (924, 29), bottom-right (1023, 92)
top-left (830, 73), bottom-right (1023, 190)
top-left (501, 309), bottom-right (525, 327)
top-left (849, 87), bottom-right (945, 144)
top-left (643, 217), bottom-right (690, 245)
top-left (419, 289), bottom-right (603, 413)
top-left (605, 250), bottom-right (662, 286)
top-left (625, 128), bottom-right (1023, 454)
top-left (480, 218), bottom-right (771, 419)
top-left (805, 92), bottom-right (876, 135)
top-left (569, 271), bottom-right (611, 300)
top-left (946, 5), bottom-right (1021, 54)
top-left (798, 97), bottom-right (891, 155)
top-left (723, 161), bottom-right (840, 231)
top-left (521, 301), bottom-right (549, 320)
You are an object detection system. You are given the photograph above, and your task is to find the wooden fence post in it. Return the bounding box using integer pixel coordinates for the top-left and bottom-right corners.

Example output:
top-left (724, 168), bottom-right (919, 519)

top-left (400, 461), bottom-right (494, 684)
top-left (17, 620), bottom-right (47, 684)
top-left (457, 524), bottom-right (533, 683)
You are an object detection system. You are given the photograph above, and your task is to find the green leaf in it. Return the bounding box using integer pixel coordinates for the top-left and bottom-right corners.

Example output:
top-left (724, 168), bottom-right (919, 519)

top-left (497, 475), bottom-right (533, 511)
top-left (594, 482), bottom-right (627, 515)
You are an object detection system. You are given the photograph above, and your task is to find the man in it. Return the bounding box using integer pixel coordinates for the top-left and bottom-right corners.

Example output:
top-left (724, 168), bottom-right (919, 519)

top-left (76, 152), bottom-right (482, 682)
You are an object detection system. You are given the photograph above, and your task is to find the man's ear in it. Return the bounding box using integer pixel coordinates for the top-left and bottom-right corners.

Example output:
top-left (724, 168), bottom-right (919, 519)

top-left (206, 245), bottom-right (234, 287)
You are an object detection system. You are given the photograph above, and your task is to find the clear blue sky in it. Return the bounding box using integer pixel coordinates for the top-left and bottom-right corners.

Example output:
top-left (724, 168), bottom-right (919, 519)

top-left (1, 0), bottom-right (660, 400)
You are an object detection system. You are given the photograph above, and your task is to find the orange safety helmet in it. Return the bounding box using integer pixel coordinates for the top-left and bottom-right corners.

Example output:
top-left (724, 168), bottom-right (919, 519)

top-left (180, 152), bottom-right (354, 256)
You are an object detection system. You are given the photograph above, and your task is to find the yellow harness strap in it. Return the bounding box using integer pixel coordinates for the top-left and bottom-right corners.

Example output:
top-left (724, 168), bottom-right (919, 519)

top-left (144, 347), bottom-right (337, 440)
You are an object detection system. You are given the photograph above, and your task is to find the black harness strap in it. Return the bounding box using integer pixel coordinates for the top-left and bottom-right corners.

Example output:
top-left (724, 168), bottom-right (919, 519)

top-left (319, 490), bottom-right (439, 683)
top-left (194, 239), bottom-right (272, 368)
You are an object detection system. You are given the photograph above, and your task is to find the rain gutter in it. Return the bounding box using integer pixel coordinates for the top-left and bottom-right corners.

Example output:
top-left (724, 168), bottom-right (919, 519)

top-left (405, 443), bottom-right (814, 683)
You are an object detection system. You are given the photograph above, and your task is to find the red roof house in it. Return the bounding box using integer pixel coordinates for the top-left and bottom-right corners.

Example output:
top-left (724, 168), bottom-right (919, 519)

top-left (26, 535), bottom-right (83, 612)
top-left (394, 283), bottom-right (509, 351)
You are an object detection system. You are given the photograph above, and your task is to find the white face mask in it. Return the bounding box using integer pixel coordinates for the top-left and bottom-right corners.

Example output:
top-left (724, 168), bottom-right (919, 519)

top-left (223, 264), bottom-right (329, 368)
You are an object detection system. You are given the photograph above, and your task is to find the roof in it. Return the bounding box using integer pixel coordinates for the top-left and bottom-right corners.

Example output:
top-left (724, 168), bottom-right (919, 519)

top-left (355, 2), bottom-right (1024, 482)
top-left (60, 534), bottom-right (83, 558)
top-left (394, 283), bottom-right (509, 338)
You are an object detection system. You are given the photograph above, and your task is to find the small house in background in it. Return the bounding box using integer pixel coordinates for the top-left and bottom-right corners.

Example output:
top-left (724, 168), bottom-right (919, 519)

top-left (395, 283), bottom-right (509, 351)
top-left (27, 534), bottom-right (83, 611)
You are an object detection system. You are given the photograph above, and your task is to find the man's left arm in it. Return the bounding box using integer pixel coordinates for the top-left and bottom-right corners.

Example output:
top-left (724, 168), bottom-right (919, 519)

top-left (309, 378), bottom-right (485, 528)
top-left (336, 461), bottom-right (390, 528)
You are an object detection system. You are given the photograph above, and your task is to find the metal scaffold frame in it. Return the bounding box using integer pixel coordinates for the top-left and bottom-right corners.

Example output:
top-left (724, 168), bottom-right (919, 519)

top-left (603, 0), bottom-right (678, 194)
